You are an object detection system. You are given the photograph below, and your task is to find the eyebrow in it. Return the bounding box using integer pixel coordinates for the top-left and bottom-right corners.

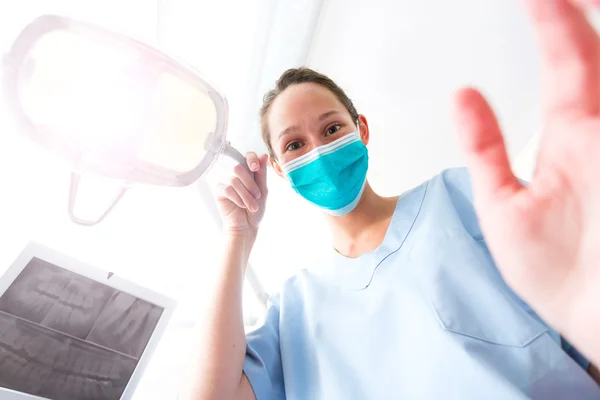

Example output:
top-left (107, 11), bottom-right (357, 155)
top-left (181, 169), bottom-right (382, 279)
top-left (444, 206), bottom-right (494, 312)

top-left (278, 110), bottom-right (340, 139)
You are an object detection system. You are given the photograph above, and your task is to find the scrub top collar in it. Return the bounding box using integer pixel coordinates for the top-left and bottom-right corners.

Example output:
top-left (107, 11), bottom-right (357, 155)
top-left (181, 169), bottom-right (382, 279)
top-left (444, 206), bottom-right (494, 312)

top-left (321, 182), bottom-right (429, 291)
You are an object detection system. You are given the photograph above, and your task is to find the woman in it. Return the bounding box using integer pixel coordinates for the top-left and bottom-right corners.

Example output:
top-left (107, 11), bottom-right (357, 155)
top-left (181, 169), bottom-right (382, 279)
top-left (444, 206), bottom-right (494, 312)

top-left (190, 1), bottom-right (600, 398)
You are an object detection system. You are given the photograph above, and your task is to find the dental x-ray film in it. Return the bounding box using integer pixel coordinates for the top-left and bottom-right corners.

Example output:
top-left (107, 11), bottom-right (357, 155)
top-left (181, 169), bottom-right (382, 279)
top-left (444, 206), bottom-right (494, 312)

top-left (0, 256), bottom-right (164, 400)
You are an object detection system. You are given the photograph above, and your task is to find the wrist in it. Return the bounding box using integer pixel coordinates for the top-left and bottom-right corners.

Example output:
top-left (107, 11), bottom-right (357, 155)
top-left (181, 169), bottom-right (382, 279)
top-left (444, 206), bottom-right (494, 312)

top-left (223, 229), bottom-right (258, 260)
top-left (224, 227), bottom-right (258, 242)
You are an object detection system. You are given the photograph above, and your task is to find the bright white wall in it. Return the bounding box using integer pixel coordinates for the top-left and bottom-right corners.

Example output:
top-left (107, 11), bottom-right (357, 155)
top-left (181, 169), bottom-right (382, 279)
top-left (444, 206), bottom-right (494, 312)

top-left (307, 0), bottom-right (544, 194)
top-left (0, 0), bottom-right (158, 48)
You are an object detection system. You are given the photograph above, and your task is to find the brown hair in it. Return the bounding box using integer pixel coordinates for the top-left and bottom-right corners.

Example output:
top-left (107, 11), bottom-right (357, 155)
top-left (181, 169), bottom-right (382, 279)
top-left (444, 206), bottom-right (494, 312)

top-left (259, 67), bottom-right (359, 158)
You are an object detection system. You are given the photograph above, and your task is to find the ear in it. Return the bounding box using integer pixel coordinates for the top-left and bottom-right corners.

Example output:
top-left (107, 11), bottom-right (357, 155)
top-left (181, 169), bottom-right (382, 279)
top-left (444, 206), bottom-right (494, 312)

top-left (357, 114), bottom-right (370, 146)
top-left (269, 155), bottom-right (286, 179)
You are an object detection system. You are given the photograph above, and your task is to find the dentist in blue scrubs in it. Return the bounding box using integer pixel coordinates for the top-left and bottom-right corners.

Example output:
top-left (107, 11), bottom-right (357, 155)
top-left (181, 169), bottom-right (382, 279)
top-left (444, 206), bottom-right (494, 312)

top-left (189, 1), bottom-right (600, 399)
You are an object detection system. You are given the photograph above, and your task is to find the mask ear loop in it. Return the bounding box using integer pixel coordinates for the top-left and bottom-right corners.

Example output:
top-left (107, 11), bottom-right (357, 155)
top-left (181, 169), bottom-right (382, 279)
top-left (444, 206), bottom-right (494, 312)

top-left (68, 171), bottom-right (128, 226)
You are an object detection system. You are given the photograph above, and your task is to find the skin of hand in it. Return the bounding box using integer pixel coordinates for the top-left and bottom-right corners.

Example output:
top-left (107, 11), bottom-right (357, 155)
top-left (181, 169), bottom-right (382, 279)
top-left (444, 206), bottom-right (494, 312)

top-left (453, 0), bottom-right (600, 366)
top-left (215, 153), bottom-right (269, 237)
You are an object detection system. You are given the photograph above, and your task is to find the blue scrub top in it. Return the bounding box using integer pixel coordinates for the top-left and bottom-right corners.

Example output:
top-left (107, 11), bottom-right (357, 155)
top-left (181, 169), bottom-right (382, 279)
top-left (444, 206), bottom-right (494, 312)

top-left (243, 168), bottom-right (600, 399)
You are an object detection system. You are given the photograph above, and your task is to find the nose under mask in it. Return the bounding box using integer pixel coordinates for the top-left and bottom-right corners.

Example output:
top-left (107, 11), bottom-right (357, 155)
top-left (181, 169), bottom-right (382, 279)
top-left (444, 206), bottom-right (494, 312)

top-left (281, 130), bottom-right (369, 216)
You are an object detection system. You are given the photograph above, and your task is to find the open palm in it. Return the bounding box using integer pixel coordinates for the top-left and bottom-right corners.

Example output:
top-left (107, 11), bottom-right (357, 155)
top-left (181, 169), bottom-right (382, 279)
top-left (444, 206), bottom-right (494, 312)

top-left (454, 0), bottom-right (600, 365)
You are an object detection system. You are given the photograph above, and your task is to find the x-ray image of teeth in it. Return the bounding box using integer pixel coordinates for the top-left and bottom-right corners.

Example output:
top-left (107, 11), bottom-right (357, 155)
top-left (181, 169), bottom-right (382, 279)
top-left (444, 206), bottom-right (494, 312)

top-left (86, 292), bottom-right (164, 359)
top-left (0, 257), bottom-right (164, 400)
top-left (42, 277), bottom-right (116, 339)
top-left (0, 259), bottom-right (72, 325)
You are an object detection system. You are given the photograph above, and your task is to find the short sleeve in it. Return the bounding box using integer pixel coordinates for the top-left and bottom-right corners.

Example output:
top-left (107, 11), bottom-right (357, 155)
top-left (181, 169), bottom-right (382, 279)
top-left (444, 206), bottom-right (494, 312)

top-left (561, 336), bottom-right (591, 371)
top-left (243, 294), bottom-right (285, 400)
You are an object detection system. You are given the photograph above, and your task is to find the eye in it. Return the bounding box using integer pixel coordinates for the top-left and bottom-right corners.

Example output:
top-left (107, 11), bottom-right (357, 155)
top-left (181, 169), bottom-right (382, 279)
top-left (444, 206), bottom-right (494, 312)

top-left (326, 123), bottom-right (342, 136)
top-left (285, 141), bottom-right (303, 152)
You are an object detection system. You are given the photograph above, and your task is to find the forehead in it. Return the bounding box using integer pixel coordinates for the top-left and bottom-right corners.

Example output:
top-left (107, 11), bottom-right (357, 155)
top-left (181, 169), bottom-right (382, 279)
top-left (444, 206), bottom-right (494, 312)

top-left (267, 82), bottom-right (349, 134)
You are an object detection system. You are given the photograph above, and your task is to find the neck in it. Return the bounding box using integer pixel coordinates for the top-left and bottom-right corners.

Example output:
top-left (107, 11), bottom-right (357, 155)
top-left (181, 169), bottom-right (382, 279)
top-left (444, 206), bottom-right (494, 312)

top-left (326, 182), bottom-right (398, 258)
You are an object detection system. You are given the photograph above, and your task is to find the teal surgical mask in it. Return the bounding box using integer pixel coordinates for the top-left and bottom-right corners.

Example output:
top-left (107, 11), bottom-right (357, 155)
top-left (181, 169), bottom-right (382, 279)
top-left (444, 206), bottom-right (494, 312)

top-left (281, 129), bottom-right (369, 216)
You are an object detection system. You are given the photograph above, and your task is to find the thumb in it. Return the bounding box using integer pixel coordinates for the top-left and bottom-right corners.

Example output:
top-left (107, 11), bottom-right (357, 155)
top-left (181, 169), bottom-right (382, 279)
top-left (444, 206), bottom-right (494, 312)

top-left (453, 87), bottom-right (521, 204)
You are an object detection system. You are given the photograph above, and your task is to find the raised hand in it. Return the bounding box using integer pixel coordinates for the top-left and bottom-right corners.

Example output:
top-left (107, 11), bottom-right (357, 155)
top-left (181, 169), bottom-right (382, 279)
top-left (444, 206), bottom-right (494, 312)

top-left (215, 152), bottom-right (269, 236)
top-left (453, 0), bottom-right (600, 365)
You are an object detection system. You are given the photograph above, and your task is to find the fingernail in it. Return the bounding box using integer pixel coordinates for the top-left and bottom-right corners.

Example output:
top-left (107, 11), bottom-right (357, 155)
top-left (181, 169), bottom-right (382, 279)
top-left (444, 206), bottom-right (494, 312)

top-left (250, 204), bottom-right (258, 212)
top-left (254, 191), bottom-right (261, 200)
top-left (251, 162), bottom-right (259, 171)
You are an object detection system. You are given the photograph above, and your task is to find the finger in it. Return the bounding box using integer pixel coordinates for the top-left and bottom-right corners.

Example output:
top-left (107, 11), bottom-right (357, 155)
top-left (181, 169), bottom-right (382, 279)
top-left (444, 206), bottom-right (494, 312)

top-left (233, 163), bottom-right (261, 200)
top-left (246, 152), bottom-right (260, 172)
top-left (523, 0), bottom-right (600, 116)
top-left (230, 177), bottom-right (258, 212)
top-left (453, 87), bottom-right (522, 203)
top-left (569, 0), bottom-right (600, 9)
top-left (219, 184), bottom-right (245, 209)
top-left (253, 154), bottom-right (269, 196)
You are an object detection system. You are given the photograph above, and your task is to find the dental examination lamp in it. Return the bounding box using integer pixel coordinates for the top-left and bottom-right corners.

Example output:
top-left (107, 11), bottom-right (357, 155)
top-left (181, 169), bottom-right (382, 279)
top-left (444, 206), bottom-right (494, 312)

top-left (3, 14), bottom-right (252, 226)
top-left (2, 15), bottom-right (269, 306)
